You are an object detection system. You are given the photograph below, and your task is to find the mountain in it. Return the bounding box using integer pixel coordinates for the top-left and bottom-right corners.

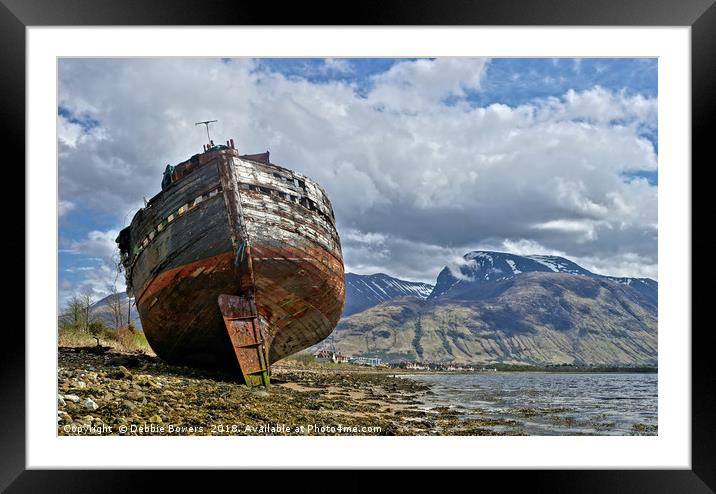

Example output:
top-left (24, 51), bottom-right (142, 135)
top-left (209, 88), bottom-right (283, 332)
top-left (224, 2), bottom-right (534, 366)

top-left (342, 272), bottom-right (434, 317)
top-left (601, 277), bottom-right (658, 306)
top-left (430, 251), bottom-right (657, 306)
top-left (317, 252), bottom-right (657, 366)
top-left (90, 292), bottom-right (143, 330)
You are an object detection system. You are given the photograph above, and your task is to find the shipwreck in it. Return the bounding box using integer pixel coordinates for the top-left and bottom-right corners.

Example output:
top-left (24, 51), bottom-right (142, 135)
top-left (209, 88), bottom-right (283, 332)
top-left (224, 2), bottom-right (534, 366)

top-left (116, 134), bottom-right (345, 386)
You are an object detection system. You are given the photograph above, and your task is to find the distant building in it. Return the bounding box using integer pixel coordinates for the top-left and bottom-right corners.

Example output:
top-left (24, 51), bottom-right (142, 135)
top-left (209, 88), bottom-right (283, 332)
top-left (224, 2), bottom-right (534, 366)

top-left (351, 356), bottom-right (382, 366)
top-left (314, 350), bottom-right (350, 364)
top-left (314, 350), bottom-right (333, 362)
top-left (334, 352), bottom-right (350, 364)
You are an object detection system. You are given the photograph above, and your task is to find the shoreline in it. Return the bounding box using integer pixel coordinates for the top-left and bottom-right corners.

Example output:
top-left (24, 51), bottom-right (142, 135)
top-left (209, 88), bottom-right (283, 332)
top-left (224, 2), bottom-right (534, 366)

top-left (57, 347), bottom-right (656, 436)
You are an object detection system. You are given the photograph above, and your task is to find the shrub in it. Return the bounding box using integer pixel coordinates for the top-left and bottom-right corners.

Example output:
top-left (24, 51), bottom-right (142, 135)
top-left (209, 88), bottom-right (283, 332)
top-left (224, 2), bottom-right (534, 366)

top-left (286, 352), bottom-right (316, 365)
top-left (58, 324), bottom-right (153, 354)
top-left (88, 320), bottom-right (106, 336)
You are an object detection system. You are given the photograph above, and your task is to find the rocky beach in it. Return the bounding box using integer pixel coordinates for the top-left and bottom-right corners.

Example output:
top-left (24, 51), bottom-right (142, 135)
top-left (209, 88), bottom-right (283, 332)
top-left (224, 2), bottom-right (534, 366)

top-left (58, 346), bottom-right (527, 436)
top-left (58, 347), bottom-right (656, 436)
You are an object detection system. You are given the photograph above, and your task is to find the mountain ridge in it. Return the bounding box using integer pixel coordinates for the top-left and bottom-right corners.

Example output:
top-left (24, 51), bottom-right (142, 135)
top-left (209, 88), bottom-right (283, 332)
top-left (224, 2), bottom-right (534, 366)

top-left (342, 272), bottom-right (434, 317)
top-left (316, 251), bottom-right (657, 366)
top-left (430, 251), bottom-right (657, 305)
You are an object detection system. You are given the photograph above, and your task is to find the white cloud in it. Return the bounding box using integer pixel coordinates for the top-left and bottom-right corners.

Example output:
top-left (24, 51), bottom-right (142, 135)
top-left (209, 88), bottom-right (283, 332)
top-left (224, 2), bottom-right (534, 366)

top-left (445, 255), bottom-right (480, 282)
top-left (69, 229), bottom-right (120, 260)
top-left (72, 263), bottom-right (121, 300)
top-left (368, 58), bottom-right (488, 111)
top-left (560, 86), bottom-right (657, 125)
top-left (58, 116), bottom-right (83, 148)
top-left (65, 266), bottom-right (96, 273)
top-left (58, 200), bottom-right (75, 217)
top-left (57, 114), bottom-right (108, 149)
top-left (575, 252), bottom-right (658, 280)
top-left (497, 239), bottom-right (565, 257)
top-left (321, 58), bottom-right (353, 74)
top-left (60, 230), bottom-right (124, 304)
top-left (531, 219), bottom-right (610, 243)
top-left (58, 58), bottom-right (657, 281)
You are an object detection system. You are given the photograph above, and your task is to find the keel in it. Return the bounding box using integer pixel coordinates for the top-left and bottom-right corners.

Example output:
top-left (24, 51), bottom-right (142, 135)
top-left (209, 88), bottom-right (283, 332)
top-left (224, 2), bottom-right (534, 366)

top-left (218, 293), bottom-right (270, 387)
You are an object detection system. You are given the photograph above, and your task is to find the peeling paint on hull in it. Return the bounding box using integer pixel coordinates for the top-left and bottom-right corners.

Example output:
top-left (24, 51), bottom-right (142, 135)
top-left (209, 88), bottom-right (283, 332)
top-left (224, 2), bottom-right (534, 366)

top-left (118, 146), bottom-right (345, 372)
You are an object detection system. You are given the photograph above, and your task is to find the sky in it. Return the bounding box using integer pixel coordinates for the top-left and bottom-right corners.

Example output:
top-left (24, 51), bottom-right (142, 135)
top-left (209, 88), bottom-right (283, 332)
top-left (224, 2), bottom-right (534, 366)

top-left (58, 57), bottom-right (658, 304)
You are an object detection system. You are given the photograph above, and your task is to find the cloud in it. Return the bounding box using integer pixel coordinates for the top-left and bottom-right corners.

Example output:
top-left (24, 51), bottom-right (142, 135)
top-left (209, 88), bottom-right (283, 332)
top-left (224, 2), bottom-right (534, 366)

top-left (58, 114), bottom-right (108, 149)
top-left (58, 200), bottom-right (75, 217)
top-left (70, 263), bottom-right (121, 300)
top-left (58, 58), bottom-right (657, 283)
top-left (69, 229), bottom-right (120, 260)
top-left (368, 58), bottom-right (488, 111)
top-left (60, 229), bottom-right (124, 304)
top-left (445, 255), bottom-right (480, 281)
top-left (65, 266), bottom-right (96, 273)
top-left (321, 58), bottom-right (353, 75)
top-left (559, 86), bottom-right (657, 125)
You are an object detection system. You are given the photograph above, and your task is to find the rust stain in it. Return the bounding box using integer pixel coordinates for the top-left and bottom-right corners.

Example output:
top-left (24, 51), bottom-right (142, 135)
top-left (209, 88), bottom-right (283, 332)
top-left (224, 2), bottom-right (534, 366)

top-left (134, 250), bottom-right (235, 306)
top-left (118, 139), bottom-right (345, 382)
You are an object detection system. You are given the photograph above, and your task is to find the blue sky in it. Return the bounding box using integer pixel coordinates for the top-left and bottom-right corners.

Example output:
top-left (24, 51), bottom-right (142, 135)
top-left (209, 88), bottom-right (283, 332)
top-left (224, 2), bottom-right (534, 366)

top-left (58, 57), bottom-right (658, 303)
top-left (250, 57), bottom-right (657, 185)
top-left (252, 57), bottom-right (657, 102)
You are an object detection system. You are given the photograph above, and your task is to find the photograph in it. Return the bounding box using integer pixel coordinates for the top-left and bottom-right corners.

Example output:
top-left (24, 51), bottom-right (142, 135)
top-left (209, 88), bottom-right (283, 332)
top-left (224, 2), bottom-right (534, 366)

top-left (56, 56), bottom-right (658, 437)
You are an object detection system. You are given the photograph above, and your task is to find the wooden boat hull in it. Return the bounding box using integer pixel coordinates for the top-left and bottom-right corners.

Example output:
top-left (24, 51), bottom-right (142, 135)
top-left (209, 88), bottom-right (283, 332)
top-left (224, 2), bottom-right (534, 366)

top-left (118, 146), bottom-right (344, 373)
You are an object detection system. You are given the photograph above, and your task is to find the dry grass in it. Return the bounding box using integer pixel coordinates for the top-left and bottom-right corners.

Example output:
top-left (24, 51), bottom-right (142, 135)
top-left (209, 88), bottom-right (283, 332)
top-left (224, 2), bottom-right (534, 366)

top-left (58, 326), bottom-right (154, 355)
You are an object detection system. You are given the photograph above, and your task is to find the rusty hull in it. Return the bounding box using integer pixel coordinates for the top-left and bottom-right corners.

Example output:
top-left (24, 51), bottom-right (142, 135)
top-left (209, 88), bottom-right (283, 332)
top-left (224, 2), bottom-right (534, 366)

top-left (134, 242), bottom-right (344, 369)
top-left (120, 145), bottom-right (345, 376)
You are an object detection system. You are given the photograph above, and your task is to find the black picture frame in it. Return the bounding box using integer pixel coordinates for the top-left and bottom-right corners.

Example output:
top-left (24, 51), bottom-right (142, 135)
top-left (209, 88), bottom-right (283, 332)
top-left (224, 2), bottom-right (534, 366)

top-left (4, 0), bottom-right (711, 491)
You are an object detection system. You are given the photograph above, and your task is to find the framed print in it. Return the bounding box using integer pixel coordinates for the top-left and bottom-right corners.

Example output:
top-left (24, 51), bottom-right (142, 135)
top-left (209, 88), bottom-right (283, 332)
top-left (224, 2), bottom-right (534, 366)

top-left (5, 0), bottom-right (712, 490)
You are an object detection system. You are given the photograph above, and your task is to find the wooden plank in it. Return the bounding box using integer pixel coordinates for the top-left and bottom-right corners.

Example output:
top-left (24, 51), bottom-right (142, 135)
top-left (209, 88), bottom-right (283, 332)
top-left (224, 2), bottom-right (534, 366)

top-left (218, 294), bottom-right (270, 387)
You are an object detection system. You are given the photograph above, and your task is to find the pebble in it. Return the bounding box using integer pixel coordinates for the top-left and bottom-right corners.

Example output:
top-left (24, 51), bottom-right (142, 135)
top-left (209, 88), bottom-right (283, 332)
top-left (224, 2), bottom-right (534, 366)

top-left (57, 347), bottom-right (447, 437)
top-left (110, 366), bottom-right (133, 380)
top-left (80, 415), bottom-right (95, 425)
top-left (83, 398), bottom-right (99, 411)
top-left (126, 390), bottom-right (144, 401)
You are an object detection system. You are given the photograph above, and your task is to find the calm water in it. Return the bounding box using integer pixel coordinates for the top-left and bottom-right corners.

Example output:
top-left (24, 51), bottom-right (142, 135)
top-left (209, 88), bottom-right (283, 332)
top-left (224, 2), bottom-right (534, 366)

top-left (407, 372), bottom-right (657, 435)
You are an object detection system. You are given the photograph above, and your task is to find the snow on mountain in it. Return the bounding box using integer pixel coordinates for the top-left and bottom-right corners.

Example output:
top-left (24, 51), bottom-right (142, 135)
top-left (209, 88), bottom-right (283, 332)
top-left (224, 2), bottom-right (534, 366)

top-left (343, 273), bottom-right (434, 317)
top-left (524, 255), bottom-right (593, 276)
top-left (429, 251), bottom-right (657, 305)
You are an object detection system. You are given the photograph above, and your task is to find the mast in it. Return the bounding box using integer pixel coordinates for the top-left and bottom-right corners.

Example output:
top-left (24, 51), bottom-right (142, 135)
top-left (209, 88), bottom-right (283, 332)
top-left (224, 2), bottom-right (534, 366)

top-left (195, 119), bottom-right (218, 145)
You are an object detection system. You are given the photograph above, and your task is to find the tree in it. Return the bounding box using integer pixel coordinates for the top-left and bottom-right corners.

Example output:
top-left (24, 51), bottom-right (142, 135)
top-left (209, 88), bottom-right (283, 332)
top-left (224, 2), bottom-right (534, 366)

top-left (78, 290), bottom-right (96, 333)
top-left (107, 286), bottom-right (126, 330)
top-left (59, 295), bottom-right (84, 330)
top-left (59, 289), bottom-right (98, 332)
top-left (107, 251), bottom-right (128, 330)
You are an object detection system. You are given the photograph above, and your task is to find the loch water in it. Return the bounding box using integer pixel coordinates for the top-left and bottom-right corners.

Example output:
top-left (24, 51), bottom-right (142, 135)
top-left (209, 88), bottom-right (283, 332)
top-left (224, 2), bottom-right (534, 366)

top-left (408, 372), bottom-right (657, 435)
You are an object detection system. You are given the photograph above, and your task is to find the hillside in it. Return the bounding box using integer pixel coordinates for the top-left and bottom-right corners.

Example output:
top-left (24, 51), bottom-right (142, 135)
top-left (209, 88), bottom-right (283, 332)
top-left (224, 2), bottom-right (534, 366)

top-left (318, 253), bottom-right (658, 366)
top-left (90, 292), bottom-right (142, 330)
